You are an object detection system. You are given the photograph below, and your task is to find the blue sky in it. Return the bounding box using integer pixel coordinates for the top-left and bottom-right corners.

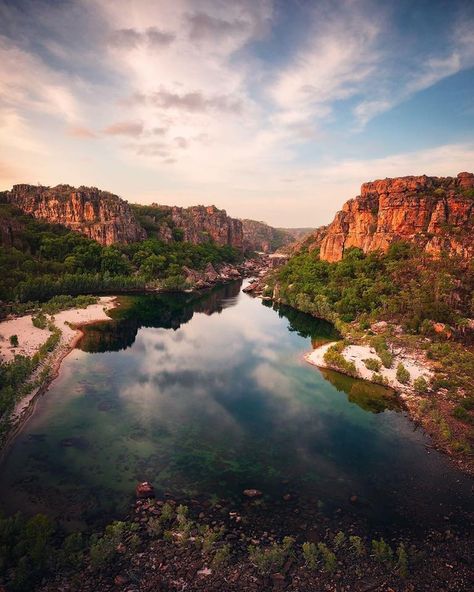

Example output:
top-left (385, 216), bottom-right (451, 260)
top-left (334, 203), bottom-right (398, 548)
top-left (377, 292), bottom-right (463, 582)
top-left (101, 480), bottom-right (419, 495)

top-left (0, 0), bottom-right (473, 226)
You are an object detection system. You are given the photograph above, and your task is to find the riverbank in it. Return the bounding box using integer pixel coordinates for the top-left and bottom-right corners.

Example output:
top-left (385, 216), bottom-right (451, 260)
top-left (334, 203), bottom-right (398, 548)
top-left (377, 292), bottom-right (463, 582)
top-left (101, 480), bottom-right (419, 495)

top-left (304, 338), bottom-right (474, 476)
top-left (0, 297), bottom-right (117, 454)
top-left (33, 488), bottom-right (473, 592)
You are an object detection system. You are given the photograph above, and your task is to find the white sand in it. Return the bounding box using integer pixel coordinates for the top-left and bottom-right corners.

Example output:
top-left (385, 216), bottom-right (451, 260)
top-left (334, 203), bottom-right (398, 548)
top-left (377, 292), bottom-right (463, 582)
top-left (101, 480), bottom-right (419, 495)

top-left (305, 341), bottom-right (432, 394)
top-left (0, 296), bottom-right (115, 363)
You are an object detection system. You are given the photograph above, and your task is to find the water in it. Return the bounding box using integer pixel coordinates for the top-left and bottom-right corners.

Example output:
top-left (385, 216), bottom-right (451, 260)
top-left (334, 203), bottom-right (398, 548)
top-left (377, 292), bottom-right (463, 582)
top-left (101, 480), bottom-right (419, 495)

top-left (0, 281), bottom-right (472, 534)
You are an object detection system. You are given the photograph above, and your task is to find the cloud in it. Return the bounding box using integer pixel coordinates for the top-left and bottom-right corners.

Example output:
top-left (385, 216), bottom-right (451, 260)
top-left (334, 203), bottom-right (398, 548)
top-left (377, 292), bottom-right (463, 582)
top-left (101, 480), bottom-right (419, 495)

top-left (174, 136), bottom-right (188, 149)
top-left (108, 27), bottom-right (175, 49)
top-left (269, 2), bottom-right (382, 129)
top-left (186, 12), bottom-right (248, 41)
top-left (67, 125), bottom-right (97, 139)
top-left (103, 121), bottom-right (144, 137)
top-left (145, 89), bottom-right (243, 114)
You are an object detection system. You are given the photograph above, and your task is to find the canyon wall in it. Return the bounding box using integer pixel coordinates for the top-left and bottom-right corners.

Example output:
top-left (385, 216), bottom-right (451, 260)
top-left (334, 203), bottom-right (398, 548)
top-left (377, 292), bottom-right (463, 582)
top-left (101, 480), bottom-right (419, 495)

top-left (319, 172), bottom-right (474, 261)
top-left (4, 184), bottom-right (146, 246)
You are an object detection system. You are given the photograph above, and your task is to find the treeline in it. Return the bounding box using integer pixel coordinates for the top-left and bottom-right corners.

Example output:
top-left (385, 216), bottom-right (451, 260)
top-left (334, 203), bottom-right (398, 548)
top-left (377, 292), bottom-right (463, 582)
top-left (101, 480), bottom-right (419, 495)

top-left (0, 201), bottom-right (240, 303)
top-left (272, 243), bottom-right (474, 334)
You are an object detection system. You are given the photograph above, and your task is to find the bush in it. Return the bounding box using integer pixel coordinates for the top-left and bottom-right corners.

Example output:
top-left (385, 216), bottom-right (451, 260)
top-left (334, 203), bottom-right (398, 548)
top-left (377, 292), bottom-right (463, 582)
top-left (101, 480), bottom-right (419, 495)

top-left (372, 372), bottom-right (389, 386)
top-left (302, 541), bottom-right (318, 569)
top-left (364, 358), bottom-right (381, 372)
top-left (371, 538), bottom-right (393, 564)
top-left (396, 543), bottom-right (408, 578)
top-left (317, 542), bottom-right (337, 573)
top-left (248, 537), bottom-right (294, 575)
top-left (413, 376), bottom-right (429, 393)
top-left (324, 345), bottom-right (358, 377)
top-left (349, 535), bottom-right (365, 556)
top-left (396, 363), bottom-right (410, 384)
top-left (212, 543), bottom-right (232, 568)
top-left (333, 531), bottom-right (346, 550)
top-left (32, 312), bottom-right (48, 329)
top-left (9, 334), bottom-right (18, 347)
top-left (379, 350), bottom-right (394, 369)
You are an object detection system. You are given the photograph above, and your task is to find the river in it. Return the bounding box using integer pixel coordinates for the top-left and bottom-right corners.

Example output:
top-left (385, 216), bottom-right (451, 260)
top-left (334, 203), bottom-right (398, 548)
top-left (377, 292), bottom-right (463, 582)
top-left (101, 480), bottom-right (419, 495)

top-left (0, 280), bottom-right (472, 535)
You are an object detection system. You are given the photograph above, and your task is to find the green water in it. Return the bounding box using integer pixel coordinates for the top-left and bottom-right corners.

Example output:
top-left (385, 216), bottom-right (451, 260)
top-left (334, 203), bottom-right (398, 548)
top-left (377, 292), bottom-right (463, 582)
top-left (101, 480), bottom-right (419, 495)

top-left (0, 281), bottom-right (472, 534)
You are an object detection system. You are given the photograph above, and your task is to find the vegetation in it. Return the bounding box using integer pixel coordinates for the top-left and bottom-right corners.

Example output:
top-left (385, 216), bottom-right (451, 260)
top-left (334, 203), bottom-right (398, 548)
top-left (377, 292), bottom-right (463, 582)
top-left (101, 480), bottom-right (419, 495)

top-left (272, 243), bottom-right (473, 333)
top-left (0, 200), bottom-right (240, 303)
top-left (396, 363), bottom-right (411, 384)
top-left (364, 357), bottom-right (381, 372)
top-left (0, 326), bottom-right (61, 444)
top-left (324, 343), bottom-right (358, 377)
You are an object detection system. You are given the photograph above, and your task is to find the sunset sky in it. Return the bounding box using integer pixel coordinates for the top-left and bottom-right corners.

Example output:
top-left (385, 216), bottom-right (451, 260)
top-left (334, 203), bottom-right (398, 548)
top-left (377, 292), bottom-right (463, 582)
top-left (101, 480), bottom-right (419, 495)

top-left (1, 0), bottom-right (474, 226)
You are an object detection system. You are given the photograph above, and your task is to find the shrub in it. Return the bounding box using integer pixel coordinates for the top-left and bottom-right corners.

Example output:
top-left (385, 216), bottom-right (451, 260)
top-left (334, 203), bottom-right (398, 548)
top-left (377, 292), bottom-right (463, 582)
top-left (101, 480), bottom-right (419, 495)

top-left (371, 538), bottom-right (393, 564)
top-left (372, 372), bottom-right (389, 386)
top-left (349, 535), bottom-right (365, 557)
top-left (379, 350), bottom-right (394, 369)
top-left (364, 358), bottom-right (381, 372)
top-left (413, 376), bottom-right (428, 393)
top-left (324, 345), bottom-right (358, 377)
top-left (333, 531), bottom-right (346, 550)
top-left (9, 334), bottom-right (18, 347)
top-left (396, 363), bottom-right (410, 384)
top-left (248, 537), bottom-right (294, 575)
top-left (317, 542), bottom-right (337, 573)
top-left (396, 543), bottom-right (408, 578)
top-left (212, 543), bottom-right (232, 568)
top-left (302, 541), bottom-right (319, 569)
top-left (452, 405), bottom-right (471, 423)
top-left (32, 312), bottom-right (48, 329)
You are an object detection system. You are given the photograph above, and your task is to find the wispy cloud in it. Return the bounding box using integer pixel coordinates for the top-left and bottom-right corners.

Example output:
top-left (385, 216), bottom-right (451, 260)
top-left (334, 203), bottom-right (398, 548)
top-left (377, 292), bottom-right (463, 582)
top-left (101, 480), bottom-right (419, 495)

top-left (103, 121), bottom-right (144, 137)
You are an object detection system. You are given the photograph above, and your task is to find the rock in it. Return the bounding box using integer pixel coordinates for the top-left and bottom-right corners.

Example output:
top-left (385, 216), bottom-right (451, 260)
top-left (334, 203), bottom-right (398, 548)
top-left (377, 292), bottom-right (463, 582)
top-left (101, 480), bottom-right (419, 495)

top-left (282, 494), bottom-right (292, 501)
top-left (5, 184), bottom-right (146, 245)
top-left (114, 574), bottom-right (129, 586)
top-left (136, 481), bottom-right (155, 498)
top-left (318, 172), bottom-right (474, 262)
top-left (243, 488), bottom-right (263, 498)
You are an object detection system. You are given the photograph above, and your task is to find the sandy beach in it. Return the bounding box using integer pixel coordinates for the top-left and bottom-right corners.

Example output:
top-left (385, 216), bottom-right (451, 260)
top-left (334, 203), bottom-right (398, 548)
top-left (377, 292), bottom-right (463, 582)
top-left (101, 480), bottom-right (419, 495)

top-left (0, 297), bottom-right (116, 363)
top-left (0, 296), bottom-right (116, 450)
top-left (305, 341), bottom-right (432, 394)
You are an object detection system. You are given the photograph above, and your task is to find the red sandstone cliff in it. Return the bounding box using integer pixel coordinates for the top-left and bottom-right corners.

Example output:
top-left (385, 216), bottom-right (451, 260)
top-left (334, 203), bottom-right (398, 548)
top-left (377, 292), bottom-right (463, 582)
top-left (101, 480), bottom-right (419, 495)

top-left (319, 172), bottom-right (474, 261)
top-left (4, 184), bottom-right (146, 246)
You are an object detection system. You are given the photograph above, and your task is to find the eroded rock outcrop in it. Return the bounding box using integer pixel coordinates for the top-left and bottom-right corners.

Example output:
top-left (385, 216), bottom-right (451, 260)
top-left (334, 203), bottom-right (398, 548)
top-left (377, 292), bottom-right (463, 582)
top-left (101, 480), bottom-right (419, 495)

top-left (241, 219), bottom-right (294, 253)
top-left (132, 203), bottom-right (243, 249)
top-left (4, 184), bottom-right (146, 246)
top-left (170, 205), bottom-right (243, 248)
top-left (319, 172), bottom-right (474, 261)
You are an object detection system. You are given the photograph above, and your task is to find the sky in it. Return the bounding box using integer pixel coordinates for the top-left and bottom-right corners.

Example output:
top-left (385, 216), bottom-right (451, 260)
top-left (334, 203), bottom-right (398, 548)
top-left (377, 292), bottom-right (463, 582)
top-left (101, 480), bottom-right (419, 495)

top-left (1, 0), bottom-right (474, 227)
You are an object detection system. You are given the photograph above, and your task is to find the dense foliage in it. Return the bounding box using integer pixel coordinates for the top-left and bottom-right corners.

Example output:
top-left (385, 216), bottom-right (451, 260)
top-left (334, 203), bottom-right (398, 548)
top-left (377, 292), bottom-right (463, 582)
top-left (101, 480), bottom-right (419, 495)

top-left (273, 243), bottom-right (474, 332)
top-left (0, 201), bottom-right (240, 302)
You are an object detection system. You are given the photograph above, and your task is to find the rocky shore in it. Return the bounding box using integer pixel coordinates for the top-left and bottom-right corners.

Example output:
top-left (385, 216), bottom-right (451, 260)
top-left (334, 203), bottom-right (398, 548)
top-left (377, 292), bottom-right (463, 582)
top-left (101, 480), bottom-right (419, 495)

top-left (37, 483), bottom-right (474, 592)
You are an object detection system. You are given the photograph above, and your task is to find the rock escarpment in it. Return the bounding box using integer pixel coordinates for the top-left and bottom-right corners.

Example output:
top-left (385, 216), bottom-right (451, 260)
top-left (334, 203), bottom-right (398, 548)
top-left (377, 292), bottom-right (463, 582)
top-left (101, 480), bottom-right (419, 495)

top-left (319, 172), bottom-right (474, 261)
top-left (4, 184), bottom-right (146, 246)
top-left (132, 203), bottom-right (243, 249)
top-left (170, 205), bottom-right (243, 248)
top-left (241, 219), bottom-right (294, 253)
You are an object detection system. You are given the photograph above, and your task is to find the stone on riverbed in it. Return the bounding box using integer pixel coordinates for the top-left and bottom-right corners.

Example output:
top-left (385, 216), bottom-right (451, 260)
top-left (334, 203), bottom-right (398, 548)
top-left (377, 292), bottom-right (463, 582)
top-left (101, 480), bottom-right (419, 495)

top-left (136, 481), bottom-right (155, 498)
top-left (243, 488), bottom-right (263, 498)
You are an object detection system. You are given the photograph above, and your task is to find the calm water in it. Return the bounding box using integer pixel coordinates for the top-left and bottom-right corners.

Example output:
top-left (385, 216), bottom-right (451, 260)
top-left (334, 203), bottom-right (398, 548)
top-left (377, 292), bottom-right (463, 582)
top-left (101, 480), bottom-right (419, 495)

top-left (0, 281), bottom-right (472, 533)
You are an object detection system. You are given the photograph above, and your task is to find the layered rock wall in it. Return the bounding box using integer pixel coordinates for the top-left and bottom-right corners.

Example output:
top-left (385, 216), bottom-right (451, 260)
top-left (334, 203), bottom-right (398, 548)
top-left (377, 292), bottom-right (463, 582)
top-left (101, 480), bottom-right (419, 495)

top-left (4, 184), bottom-right (146, 246)
top-left (319, 172), bottom-right (474, 261)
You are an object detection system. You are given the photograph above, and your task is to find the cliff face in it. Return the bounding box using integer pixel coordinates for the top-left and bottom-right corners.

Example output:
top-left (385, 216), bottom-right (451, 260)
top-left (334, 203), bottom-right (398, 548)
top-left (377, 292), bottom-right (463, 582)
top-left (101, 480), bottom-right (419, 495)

top-left (170, 205), bottom-right (243, 249)
top-left (133, 203), bottom-right (243, 249)
top-left (4, 184), bottom-right (146, 246)
top-left (319, 172), bottom-right (474, 261)
top-left (241, 219), bottom-right (294, 253)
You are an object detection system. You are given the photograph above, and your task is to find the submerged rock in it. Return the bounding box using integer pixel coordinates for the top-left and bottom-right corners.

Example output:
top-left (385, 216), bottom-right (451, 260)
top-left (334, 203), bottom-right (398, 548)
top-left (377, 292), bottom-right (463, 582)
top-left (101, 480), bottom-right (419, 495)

top-left (243, 488), bottom-right (263, 498)
top-left (136, 481), bottom-right (155, 498)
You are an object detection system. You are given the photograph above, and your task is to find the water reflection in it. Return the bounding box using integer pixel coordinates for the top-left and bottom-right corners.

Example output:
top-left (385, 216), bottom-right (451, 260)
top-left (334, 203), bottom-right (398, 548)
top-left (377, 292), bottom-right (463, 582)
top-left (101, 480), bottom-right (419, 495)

top-left (0, 282), bottom-right (472, 534)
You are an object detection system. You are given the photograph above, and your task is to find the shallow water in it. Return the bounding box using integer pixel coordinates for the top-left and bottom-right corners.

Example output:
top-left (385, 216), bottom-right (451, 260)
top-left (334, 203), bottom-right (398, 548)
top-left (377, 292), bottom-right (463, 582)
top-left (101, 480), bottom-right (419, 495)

top-left (0, 281), bottom-right (472, 533)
